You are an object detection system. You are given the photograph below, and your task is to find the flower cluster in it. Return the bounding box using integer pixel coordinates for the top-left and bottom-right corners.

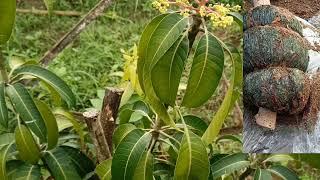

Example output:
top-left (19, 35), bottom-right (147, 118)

top-left (152, 0), bottom-right (170, 14)
top-left (207, 4), bottom-right (241, 28)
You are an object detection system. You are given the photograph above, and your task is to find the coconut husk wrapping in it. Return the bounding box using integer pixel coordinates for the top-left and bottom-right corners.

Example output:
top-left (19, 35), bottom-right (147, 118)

top-left (244, 26), bottom-right (309, 73)
top-left (244, 5), bottom-right (303, 35)
top-left (244, 67), bottom-right (311, 114)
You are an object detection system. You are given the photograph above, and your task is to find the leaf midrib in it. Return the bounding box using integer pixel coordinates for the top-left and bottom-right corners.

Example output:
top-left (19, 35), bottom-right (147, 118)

top-left (212, 160), bottom-right (249, 177)
top-left (47, 151), bottom-right (67, 180)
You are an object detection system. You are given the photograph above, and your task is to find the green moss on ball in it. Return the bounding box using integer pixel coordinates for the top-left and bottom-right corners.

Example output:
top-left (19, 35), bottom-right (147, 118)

top-left (244, 26), bottom-right (309, 73)
top-left (244, 67), bottom-right (310, 114)
top-left (244, 5), bottom-right (303, 35)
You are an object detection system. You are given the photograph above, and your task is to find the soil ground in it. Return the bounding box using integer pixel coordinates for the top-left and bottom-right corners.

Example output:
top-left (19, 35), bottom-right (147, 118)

top-left (244, 0), bottom-right (320, 19)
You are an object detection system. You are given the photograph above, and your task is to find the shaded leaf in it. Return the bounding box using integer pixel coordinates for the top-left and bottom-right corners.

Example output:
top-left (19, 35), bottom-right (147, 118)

top-left (15, 124), bottom-right (41, 164)
top-left (267, 165), bottom-right (299, 180)
top-left (10, 162), bottom-right (41, 180)
top-left (182, 32), bottom-right (224, 107)
top-left (111, 129), bottom-right (152, 180)
top-left (43, 147), bottom-right (81, 180)
top-left (211, 153), bottom-right (249, 179)
top-left (13, 65), bottom-right (76, 107)
top-left (0, 143), bottom-right (14, 179)
top-left (0, 0), bottom-right (16, 44)
top-left (96, 159), bottom-right (112, 180)
top-left (254, 168), bottom-right (272, 180)
top-left (0, 133), bottom-right (14, 148)
top-left (151, 35), bottom-right (189, 105)
top-left (133, 151), bottom-right (153, 180)
top-left (61, 146), bottom-right (95, 177)
top-left (0, 83), bottom-right (8, 128)
top-left (113, 124), bottom-right (136, 148)
top-left (137, 13), bottom-right (188, 126)
top-left (34, 100), bottom-right (58, 150)
top-left (178, 115), bottom-right (208, 136)
top-left (6, 83), bottom-right (47, 141)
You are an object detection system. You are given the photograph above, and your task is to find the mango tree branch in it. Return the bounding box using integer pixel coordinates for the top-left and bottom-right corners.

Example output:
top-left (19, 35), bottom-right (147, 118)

top-left (39, 0), bottom-right (113, 67)
top-left (253, 0), bottom-right (270, 6)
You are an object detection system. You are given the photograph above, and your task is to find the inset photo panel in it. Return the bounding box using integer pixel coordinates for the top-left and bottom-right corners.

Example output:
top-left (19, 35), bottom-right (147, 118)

top-left (243, 0), bottom-right (320, 153)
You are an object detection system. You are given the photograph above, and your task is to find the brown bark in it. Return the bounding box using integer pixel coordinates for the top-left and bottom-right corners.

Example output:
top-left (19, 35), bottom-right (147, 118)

top-left (39, 0), bottom-right (113, 67)
top-left (83, 88), bottom-right (123, 162)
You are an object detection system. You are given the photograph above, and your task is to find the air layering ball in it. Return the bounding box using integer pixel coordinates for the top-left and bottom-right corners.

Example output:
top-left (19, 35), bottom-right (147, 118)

top-left (244, 67), bottom-right (310, 114)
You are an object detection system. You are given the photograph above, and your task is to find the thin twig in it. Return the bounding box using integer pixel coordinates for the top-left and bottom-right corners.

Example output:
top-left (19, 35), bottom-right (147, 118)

top-left (17, 8), bottom-right (83, 16)
top-left (39, 0), bottom-right (113, 67)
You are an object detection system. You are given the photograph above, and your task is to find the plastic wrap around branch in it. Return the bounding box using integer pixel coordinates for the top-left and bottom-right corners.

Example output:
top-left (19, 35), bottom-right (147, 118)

top-left (243, 17), bottom-right (320, 153)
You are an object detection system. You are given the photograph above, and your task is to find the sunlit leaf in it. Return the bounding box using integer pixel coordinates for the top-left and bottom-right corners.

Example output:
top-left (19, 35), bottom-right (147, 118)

top-left (111, 129), bottom-right (152, 180)
top-left (0, 0), bottom-right (16, 45)
top-left (211, 153), bottom-right (249, 179)
top-left (34, 100), bottom-right (58, 150)
top-left (254, 168), bottom-right (272, 180)
top-left (182, 32), bottom-right (224, 107)
top-left (202, 45), bottom-right (242, 145)
top-left (174, 118), bottom-right (209, 180)
top-left (96, 159), bottom-right (112, 180)
top-left (216, 135), bottom-right (242, 144)
top-left (228, 12), bottom-right (243, 27)
top-left (178, 115), bottom-right (208, 136)
top-left (15, 124), bottom-right (41, 164)
top-left (6, 83), bottom-right (47, 142)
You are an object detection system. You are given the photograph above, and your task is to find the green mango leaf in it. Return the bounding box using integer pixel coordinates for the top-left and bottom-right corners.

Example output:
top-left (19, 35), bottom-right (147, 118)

top-left (111, 129), bottom-right (152, 180)
top-left (34, 100), bottom-right (58, 150)
top-left (151, 35), bottom-right (189, 105)
top-left (216, 135), bottom-right (242, 144)
top-left (113, 124), bottom-right (136, 148)
top-left (13, 65), bottom-right (76, 107)
top-left (174, 120), bottom-right (209, 180)
top-left (6, 160), bottom-right (24, 179)
top-left (254, 168), bottom-right (272, 180)
top-left (0, 133), bottom-right (14, 148)
top-left (43, 147), bottom-right (81, 180)
top-left (6, 83), bottom-right (47, 141)
top-left (202, 45), bottom-right (242, 145)
top-left (15, 124), bottom-right (41, 164)
top-left (137, 13), bottom-right (188, 126)
top-left (178, 115), bottom-right (208, 136)
top-left (0, 0), bottom-right (16, 45)
top-left (61, 146), bottom-right (95, 177)
top-left (263, 154), bottom-right (294, 164)
top-left (96, 159), bottom-right (112, 180)
top-left (211, 153), bottom-right (250, 179)
top-left (267, 165), bottom-right (299, 180)
top-left (0, 83), bottom-right (8, 128)
top-left (133, 151), bottom-right (153, 180)
top-left (54, 108), bottom-right (85, 147)
top-left (182, 32), bottom-right (224, 108)
top-left (9, 162), bottom-right (41, 180)
top-left (0, 143), bottom-right (14, 180)
top-left (228, 12), bottom-right (243, 27)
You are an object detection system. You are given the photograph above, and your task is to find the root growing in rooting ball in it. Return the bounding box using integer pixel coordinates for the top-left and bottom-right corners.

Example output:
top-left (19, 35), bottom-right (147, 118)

top-left (244, 67), bottom-right (310, 115)
top-left (244, 5), bottom-right (303, 35)
top-left (244, 26), bottom-right (309, 73)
